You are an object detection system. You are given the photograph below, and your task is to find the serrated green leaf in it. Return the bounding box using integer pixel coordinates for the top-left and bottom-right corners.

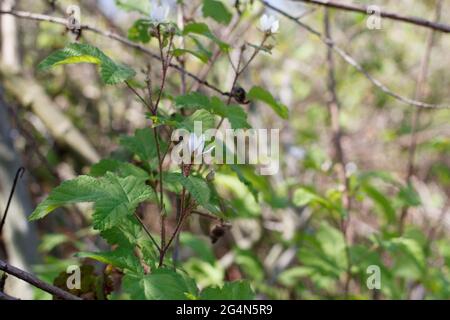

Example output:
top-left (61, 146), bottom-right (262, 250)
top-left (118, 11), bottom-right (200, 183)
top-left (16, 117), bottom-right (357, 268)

top-left (90, 159), bottom-right (149, 181)
top-left (165, 173), bottom-right (211, 206)
top-left (178, 109), bottom-right (216, 132)
top-left (38, 43), bottom-right (136, 85)
top-left (76, 248), bottom-right (143, 274)
top-left (247, 86), bottom-right (289, 119)
top-left (122, 269), bottom-right (198, 300)
top-left (200, 281), bottom-right (255, 300)
top-left (30, 173), bottom-right (155, 232)
top-left (202, 0), bottom-right (232, 25)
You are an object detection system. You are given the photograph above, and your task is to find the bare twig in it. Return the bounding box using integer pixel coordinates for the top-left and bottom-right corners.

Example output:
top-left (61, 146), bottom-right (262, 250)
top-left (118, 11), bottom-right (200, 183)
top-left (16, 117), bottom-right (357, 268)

top-left (0, 167), bottom-right (25, 234)
top-left (294, 0), bottom-right (450, 34)
top-left (260, 1), bottom-right (449, 109)
top-left (0, 259), bottom-right (82, 300)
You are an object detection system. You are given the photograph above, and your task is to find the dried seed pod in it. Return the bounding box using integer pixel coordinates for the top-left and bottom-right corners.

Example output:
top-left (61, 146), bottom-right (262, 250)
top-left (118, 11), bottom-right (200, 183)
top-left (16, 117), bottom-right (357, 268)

top-left (231, 86), bottom-right (248, 104)
top-left (210, 221), bottom-right (232, 244)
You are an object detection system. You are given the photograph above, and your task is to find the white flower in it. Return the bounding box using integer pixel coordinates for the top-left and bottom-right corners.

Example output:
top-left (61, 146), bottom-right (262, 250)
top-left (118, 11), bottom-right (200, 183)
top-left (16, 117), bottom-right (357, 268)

top-left (150, 3), bottom-right (170, 23)
top-left (259, 14), bottom-right (279, 34)
top-left (186, 133), bottom-right (214, 157)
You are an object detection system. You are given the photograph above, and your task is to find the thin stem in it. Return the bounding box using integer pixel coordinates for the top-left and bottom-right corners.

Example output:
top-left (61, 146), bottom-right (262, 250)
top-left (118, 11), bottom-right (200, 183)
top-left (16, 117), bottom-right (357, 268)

top-left (134, 212), bottom-right (161, 252)
top-left (324, 8), bottom-right (352, 298)
top-left (0, 167), bottom-right (25, 234)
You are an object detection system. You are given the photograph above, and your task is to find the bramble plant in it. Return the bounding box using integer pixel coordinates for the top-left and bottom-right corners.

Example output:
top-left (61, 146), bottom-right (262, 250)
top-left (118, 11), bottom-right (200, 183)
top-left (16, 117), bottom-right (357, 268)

top-left (29, 0), bottom-right (286, 300)
top-left (1, 0), bottom-right (447, 302)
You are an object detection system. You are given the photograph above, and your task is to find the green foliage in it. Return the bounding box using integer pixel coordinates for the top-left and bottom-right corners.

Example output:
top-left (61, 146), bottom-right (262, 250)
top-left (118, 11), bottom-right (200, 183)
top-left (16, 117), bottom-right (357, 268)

top-left (38, 43), bottom-right (136, 85)
top-left (200, 281), bottom-right (255, 300)
top-left (247, 86), bottom-right (289, 119)
top-left (122, 269), bottom-right (198, 300)
top-left (29, 173), bottom-right (155, 231)
top-left (183, 23), bottom-right (230, 52)
top-left (128, 19), bottom-right (152, 43)
top-left (202, 0), bottom-right (232, 26)
top-left (115, 0), bottom-right (150, 14)
top-left (175, 92), bottom-right (250, 129)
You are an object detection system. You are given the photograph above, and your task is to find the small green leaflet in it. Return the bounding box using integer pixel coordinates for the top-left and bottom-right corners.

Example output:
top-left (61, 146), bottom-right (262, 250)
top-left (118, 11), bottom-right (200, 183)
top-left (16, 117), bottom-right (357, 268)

top-left (29, 172), bottom-right (155, 232)
top-left (38, 43), bottom-right (136, 85)
top-left (183, 23), bottom-right (230, 52)
top-left (165, 173), bottom-right (211, 207)
top-left (120, 128), bottom-right (167, 163)
top-left (128, 19), bottom-right (152, 43)
top-left (247, 86), bottom-right (289, 119)
top-left (200, 281), bottom-right (255, 300)
top-left (175, 93), bottom-right (250, 129)
top-left (122, 269), bottom-right (198, 300)
top-left (202, 0), bottom-right (232, 25)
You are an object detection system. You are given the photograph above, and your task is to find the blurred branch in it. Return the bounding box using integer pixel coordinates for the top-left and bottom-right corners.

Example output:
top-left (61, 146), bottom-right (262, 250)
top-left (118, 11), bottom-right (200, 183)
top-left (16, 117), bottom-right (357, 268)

top-left (0, 9), bottom-right (229, 97)
top-left (399, 0), bottom-right (443, 235)
top-left (294, 0), bottom-right (450, 34)
top-left (323, 8), bottom-right (352, 298)
top-left (260, 0), bottom-right (450, 109)
top-left (0, 259), bottom-right (81, 300)
top-left (2, 73), bottom-right (100, 164)
top-left (0, 167), bottom-right (25, 234)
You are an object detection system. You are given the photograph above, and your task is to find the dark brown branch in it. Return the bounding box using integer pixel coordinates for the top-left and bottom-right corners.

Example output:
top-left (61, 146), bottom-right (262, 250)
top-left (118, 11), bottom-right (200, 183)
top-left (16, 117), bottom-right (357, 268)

top-left (0, 167), bottom-right (25, 234)
top-left (260, 0), bottom-right (449, 109)
top-left (294, 0), bottom-right (450, 34)
top-left (0, 259), bottom-right (82, 300)
top-left (0, 290), bottom-right (19, 300)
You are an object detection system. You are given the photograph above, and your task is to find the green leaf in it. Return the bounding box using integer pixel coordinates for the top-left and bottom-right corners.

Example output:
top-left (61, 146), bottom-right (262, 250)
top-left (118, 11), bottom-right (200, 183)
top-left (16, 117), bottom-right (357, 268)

top-left (247, 86), bottom-right (289, 119)
top-left (165, 173), bottom-right (211, 206)
top-left (183, 23), bottom-right (230, 52)
top-left (172, 48), bottom-right (210, 64)
top-left (128, 19), bottom-right (152, 43)
top-left (175, 93), bottom-right (250, 129)
top-left (177, 109), bottom-right (216, 132)
top-left (90, 159), bottom-right (149, 181)
top-left (38, 43), bottom-right (136, 85)
top-left (293, 188), bottom-right (330, 208)
top-left (362, 184), bottom-right (396, 223)
top-left (202, 0), bottom-right (232, 25)
top-left (200, 281), bottom-right (255, 300)
top-left (115, 0), bottom-right (150, 14)
top-left (120, 128), bottom-right (165, 162)
top-left (100, 217), bottom-right (143, 248)
top-left (76, 248), bottom-right (143, 274)
top-left (180, 233), bottom-right (216, 265)
top-left (30, 173), bottom-right (155, 232)
top-left (122, 269), bottom-right (198, 300)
